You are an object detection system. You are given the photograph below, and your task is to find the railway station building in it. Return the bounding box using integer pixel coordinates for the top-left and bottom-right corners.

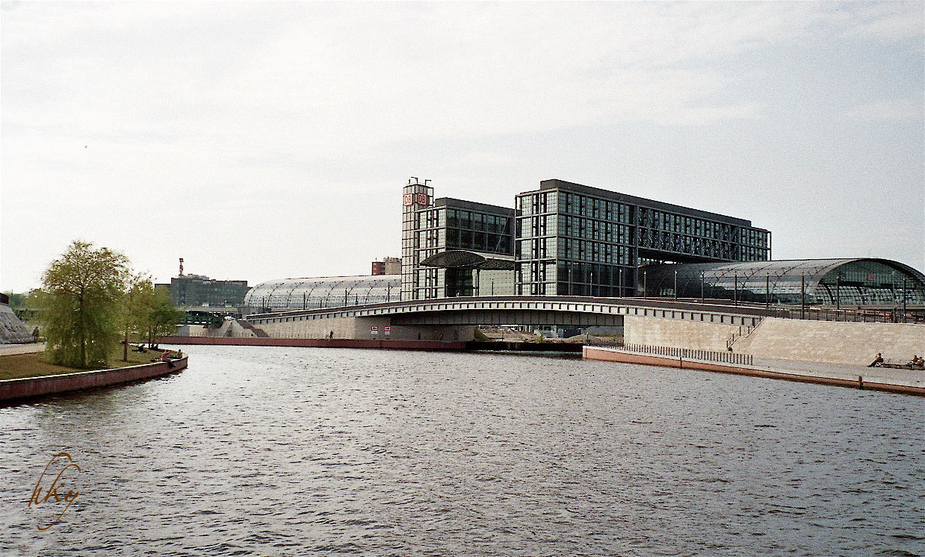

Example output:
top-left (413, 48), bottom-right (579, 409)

top-left (402, 178), bottom-right (771, 300)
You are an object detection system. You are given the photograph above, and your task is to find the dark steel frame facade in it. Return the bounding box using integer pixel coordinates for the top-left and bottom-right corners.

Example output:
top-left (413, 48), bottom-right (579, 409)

top-left (515, 179), bottom-right (771, 296)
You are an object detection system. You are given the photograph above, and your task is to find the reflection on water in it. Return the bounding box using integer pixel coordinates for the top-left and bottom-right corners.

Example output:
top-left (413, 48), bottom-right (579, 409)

top-left (1, 346), bottom-right (923, 556)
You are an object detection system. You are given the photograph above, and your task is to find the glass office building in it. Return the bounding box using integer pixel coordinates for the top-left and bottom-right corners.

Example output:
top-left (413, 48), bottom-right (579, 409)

top-left (515, 179), bottom-right (771, 296)
top-left (400, 177), bottom-right (770, 300)
top-left (401, 179), bottom-right (516, 300)
top-left (168, 274), bottom-right (250, 308)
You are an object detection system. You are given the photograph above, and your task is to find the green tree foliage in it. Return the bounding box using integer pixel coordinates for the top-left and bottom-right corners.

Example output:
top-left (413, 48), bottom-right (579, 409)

top-left (119, 275), bottom-right (183, 354)
top-left (146, 290), bottom-right (184, 346)
top-left (39, 241), bottom-right (129, 368)
top-left (120, 273), bottom-right (155, 360)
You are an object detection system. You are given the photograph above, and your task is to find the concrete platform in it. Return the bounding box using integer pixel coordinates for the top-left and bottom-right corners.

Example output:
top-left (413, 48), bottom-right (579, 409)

top-left (752, 357), bottom-right (925, 390)
top-left (584, 346), bottom-right (925, 396)
top-left (0, 342), bottom-right (44, 356)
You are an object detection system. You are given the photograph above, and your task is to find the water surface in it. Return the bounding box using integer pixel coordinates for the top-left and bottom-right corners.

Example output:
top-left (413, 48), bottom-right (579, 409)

top-left (1, 346), bottom-right (923, 556)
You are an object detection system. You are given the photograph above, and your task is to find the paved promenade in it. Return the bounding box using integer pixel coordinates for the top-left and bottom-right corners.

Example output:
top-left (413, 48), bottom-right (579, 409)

top-left (0, 343), bottom-right (44, 356)
top-left (584, 346), bottom-right (925, 396)
top-left (751, 357), bottom-right (925, 390)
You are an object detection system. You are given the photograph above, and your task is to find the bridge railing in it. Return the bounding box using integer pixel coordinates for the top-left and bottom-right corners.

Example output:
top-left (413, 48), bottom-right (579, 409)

top-left (597, 340), bottom-right (754, 366)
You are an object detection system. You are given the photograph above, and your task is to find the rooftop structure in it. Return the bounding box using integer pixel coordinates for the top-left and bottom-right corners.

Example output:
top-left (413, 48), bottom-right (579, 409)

top-left (244, 275), bottom-right (400, 314)
top-left (643, 258), bottom-right (925, 307)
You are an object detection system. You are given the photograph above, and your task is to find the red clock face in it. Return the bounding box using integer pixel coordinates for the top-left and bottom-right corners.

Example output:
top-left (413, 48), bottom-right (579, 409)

top-left (403, 193), bottom-right (413, 206)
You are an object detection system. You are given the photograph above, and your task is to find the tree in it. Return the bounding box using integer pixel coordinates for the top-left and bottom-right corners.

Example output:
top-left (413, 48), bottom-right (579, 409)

top-left (145, 289), bottom-right (183, 347)
top-left (39, 241), bottom-right (129, 368)
top-left (120, 273), bottom-right (156, 361)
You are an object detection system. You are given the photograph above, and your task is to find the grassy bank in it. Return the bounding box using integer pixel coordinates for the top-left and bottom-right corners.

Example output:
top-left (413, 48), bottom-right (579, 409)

top-left (0, 348), bottom-right (172, 381)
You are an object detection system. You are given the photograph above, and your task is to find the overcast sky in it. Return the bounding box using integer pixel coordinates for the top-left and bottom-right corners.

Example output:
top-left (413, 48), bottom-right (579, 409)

top-left (2, 1), bottom-right (923, 293)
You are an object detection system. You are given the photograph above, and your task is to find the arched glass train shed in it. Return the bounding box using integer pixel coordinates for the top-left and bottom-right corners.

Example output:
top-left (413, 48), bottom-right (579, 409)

top-left (243, 275), bottom-right (401, 314)
top-left (643, 259), bottom-right (925, 306)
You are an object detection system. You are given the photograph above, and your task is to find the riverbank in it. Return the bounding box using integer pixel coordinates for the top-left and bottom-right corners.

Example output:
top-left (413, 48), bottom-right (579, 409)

top-left (0, 351), bottom-right (188, 404)
top-left (583, 346), bottom-right (925, 397)
top-left (159, 335), bottom-right (470, 351)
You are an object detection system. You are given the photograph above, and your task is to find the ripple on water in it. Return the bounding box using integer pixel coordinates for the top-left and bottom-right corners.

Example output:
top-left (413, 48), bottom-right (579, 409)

top-left (1, 346), bottom-right (923, 557)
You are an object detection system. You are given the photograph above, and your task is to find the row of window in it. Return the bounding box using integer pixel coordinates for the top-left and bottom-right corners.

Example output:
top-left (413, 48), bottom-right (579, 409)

top-left (446, 228), bottom-right (512, 253)
top-left (445, 208), bottom-right (511, 235)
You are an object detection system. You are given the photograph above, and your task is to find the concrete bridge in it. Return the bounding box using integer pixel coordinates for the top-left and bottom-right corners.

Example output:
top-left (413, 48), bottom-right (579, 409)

top-left (240, 296), bottom-right (767, 342)
top-left (200, 295), bottom-right (924, 367)
top-left (245, 296), bottom-right (769, 326)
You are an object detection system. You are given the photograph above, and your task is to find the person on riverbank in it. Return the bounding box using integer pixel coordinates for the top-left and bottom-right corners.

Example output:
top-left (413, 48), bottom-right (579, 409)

top-left (868, 353), bottom-right (884, 367)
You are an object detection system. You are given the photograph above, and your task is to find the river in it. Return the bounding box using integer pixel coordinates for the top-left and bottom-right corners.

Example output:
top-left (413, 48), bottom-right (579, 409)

top-left (1, 346), bottom-right (923, 556)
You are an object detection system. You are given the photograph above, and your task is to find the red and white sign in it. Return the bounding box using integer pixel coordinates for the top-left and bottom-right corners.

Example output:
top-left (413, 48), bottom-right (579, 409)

top-left (403, 193), bottom-right (414, 206)
top-left (416, 193), bottom-right (428, 206)
top-left (384, 326), bottom-right (391, 336)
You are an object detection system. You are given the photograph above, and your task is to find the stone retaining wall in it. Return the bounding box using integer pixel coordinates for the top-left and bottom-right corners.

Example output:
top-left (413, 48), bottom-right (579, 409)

top-left (0, 357), bottom-right (188, 404)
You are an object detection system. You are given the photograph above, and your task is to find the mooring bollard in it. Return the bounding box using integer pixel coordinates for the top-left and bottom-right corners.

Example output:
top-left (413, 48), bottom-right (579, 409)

top-left (858, 375), bottom-right (864, 390)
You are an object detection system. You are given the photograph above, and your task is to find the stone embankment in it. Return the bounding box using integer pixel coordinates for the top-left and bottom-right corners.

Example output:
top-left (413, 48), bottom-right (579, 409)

top-left (584, 346), bottom-right (925, 397)
top-left (0, 356), bottom-right (188, 404)
top-left (159, 336), bottom-right (469, 351)
top-left (625, 315), bottom-right (924, 367)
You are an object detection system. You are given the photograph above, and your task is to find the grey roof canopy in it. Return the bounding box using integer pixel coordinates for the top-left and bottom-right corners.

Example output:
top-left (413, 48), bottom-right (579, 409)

top-left (643, 258), bottom-right (925, 305)
top-left (420, 250), bottom-right (516, 271)
top-left (243, 275), bottom-right (400, 312)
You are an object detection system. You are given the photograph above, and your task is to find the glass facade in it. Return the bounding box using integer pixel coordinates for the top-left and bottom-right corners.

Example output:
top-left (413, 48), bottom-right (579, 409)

top-left (643, 259), bottom-right (925, 306)
top-left (244, 275), bottom-right (400, 313)
top-left (515, 179), bottom-right (771, 296)
top-left (169, 275), bottom-right (249, 308)
top-left (402, 180), bottom-right (516, 300)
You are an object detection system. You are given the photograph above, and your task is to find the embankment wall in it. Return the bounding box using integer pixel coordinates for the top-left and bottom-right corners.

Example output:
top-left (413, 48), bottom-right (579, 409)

top-left (624, 315), bottom-right (925, 366)
top-left (209, 316), bottom-right (475, 343)
top-left (624, 314), bottom-right (741, 352)
top-left (582, 346), bottom-right (925, 397)
top-left (0, 357), bottom-right (188, 404)
top-left (159, 336), bottom-right (468, 351)
top-left (734, 318), bottom-right (925, 366)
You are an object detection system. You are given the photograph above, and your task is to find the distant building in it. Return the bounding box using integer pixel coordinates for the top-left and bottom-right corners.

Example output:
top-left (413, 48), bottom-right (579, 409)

top-left (372, 257), bottom-right (401, 276)
top-left (401, 177), bottom-right (770, 299)
top-left (166, 274), bottom-right (249, 308)
top-left (515, 179), bottom-right (771, 296)
top-left (401, 179), bottom-right (517, 300)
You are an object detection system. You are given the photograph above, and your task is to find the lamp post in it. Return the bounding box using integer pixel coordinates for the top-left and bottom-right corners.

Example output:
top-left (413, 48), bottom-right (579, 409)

top-left (800, 273), bottom-right (806, 319)
top-left (836, 274), bottom-right (841, 313)
top-left (733, 271), bottom-right (738, 306)
top-left (673, 269), bottom-right (678, 300)
top-left (700, 271), bottom-right (705, 303)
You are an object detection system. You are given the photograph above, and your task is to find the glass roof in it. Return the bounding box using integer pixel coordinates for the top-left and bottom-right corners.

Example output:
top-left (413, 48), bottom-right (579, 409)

top-left (244, 275), bottom-right (401, 311)
top-left (644, 259), bottom-right (925, 305)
